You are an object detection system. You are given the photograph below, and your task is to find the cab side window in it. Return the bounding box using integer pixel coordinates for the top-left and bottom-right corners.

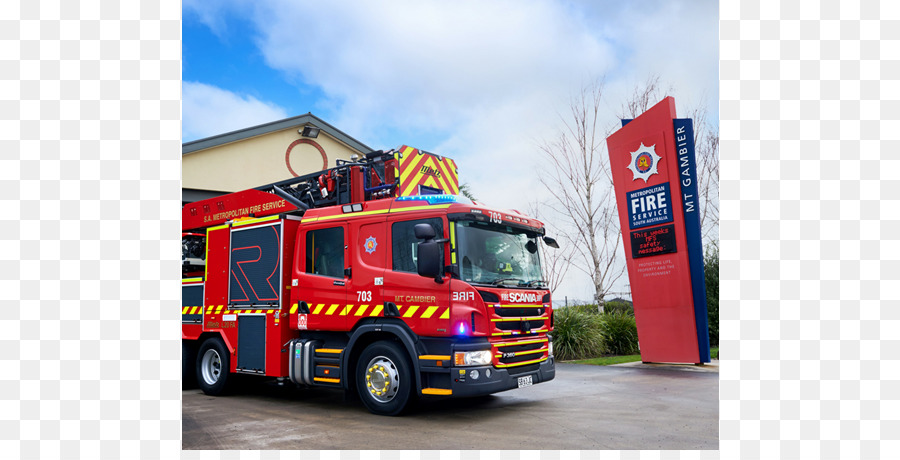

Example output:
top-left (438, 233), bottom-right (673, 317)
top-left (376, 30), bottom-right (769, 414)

top-left (305, 227), bottom-right (344, 278)
top-left (392, 218), bottom-right (443, 273)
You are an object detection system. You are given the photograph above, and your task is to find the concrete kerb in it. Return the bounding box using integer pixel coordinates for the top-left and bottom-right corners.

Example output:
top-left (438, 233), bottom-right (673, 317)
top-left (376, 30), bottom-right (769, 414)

top-left (609, 359), bottom-right (719, 373)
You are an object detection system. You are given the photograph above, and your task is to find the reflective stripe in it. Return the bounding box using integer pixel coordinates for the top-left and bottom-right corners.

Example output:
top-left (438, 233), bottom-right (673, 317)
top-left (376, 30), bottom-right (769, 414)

top-left (232, 215), bottom-right (280, 227)
top-left (402, 305), bottom-right (420, 318)
top-left (494, 356), bottom-right (548, 368)
top-left (418, 355), bottom-right (451, 360)
top-left (370, 305), bottom-right (384, 316)
top-left (355, 305), bottom-right (368, 316)
top-left (340, 305), bottom-right (353, 316)
top-left (422, 388), bottom-right (452, 395)
top-left (316, 348), bottom-right (343, 354)
top-left (440, 308), bottom-right (450, 319)
top-left (493, 338), bottom-right (548, 347)
top-left (313, 304), bottom-right (324, 314)
top-left (420, 306), bottom-right (439, 319)
top-left (290, 304), bottom-right (298, 314)
top-left (494, 348), bottom-right (545, 358)
top-left (325, 304), bottom-right (340, 315)
top-left (491, 316), bottom-right (547, 322)
top-left (313, 377), bottom-right (340, 383)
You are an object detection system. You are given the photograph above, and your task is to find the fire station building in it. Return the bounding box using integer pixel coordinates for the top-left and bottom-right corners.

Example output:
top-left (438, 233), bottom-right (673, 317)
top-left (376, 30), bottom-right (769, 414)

top-left (182, 113), bottom-right (372, 205)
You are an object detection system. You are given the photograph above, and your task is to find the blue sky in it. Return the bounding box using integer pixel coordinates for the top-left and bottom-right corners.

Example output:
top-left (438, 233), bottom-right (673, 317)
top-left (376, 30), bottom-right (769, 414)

top-left (182, 0), bottom-right (719, 300)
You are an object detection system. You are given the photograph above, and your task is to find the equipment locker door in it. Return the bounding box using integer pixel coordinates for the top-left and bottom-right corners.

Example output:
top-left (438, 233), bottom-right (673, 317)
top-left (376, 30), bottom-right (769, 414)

top-left (296, 224), bottom-right (350, 331)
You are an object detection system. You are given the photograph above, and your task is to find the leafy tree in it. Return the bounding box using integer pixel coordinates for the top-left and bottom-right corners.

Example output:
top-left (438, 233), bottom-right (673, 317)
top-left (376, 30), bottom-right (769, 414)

top-left (704, 245), bottom-right (719, 347)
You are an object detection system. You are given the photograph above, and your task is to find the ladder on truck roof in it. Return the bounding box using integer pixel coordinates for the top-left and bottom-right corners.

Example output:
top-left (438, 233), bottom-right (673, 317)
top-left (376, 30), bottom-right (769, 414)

top-left (259, 149), bottom-right (398, 212)
top-left (182, 149), bottom-right (399, 232)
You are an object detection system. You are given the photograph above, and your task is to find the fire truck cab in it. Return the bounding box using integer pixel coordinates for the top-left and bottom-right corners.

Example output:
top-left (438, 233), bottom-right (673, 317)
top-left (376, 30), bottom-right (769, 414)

top-left (182, 146), bottom-right (557, 415)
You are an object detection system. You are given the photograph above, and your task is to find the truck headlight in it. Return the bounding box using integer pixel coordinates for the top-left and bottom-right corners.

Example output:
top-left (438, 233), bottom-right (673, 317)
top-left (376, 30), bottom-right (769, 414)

top-left (454, 350), bottom-right (492, 366)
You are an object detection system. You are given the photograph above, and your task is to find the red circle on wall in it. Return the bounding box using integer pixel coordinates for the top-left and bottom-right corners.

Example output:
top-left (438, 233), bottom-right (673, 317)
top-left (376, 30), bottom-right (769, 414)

top-left (285, 139), bottom-right (328, 177)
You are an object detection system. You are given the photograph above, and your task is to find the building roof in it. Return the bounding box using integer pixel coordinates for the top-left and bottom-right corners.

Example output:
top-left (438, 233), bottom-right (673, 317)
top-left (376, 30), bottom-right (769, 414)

top-left (182, 112), bottom-right (373, 155)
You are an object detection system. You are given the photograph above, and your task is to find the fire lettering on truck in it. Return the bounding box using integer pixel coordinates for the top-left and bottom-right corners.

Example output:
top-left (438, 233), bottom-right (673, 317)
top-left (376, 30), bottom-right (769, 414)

top-left (452, 292), bottom-right (475, 301)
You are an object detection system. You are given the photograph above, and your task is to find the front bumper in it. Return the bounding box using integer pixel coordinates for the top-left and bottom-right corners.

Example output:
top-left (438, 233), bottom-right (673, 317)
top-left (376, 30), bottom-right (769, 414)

top-left (446, 356), bottom-right (556, 398)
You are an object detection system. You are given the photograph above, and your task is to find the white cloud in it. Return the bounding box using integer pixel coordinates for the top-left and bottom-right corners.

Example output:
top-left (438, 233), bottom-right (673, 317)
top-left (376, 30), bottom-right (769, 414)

top-left (182, 82), bottom-right (289, 141)
top-left (184, 0), bottom-right (718, 299)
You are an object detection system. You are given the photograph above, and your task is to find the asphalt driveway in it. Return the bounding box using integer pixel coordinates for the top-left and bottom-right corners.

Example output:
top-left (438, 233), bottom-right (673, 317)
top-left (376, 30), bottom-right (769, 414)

top-left (183, 362), bottom-right (718, 450)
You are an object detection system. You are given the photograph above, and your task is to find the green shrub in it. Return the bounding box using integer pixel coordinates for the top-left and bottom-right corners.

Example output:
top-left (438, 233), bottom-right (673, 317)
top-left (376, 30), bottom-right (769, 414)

top-left (570, 303), bottom-right (600, 315)
top-left (597, 311), bottom-right (639, 355)
top-left (602, 300), bottom-right (634, 316)
top-left (551, 306), bottom-right (604, 360)
top-left (704, 245), bottom-right (719, 347)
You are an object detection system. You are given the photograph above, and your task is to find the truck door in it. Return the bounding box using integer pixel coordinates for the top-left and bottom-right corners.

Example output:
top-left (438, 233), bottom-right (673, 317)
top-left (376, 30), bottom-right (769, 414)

top-left (296, 224), bottom-right (349, 331)
top-left (383, 216), bottom-right (451, 335)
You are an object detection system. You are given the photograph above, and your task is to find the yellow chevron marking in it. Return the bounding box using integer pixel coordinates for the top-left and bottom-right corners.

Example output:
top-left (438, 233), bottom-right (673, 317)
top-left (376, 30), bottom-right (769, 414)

top-left (206, 306), bottom-right (214, 314)
top-left (254, 310), bottom-right (262, 314)
top-left (313, 304), bottom-right (324, 314)
top-left (216, 305), bottom-right (223, 313)
top-left (340, 305), bottom-right (353, 316)
top-left (370, 305), bottom-right (384, 316)
top-left (355, 305), bottom-right (368, 316)
top-left (402, 305), bottom-right (420, 318)
top-left (326, 304), bottom-right (340, 315)
top-left (290, 304), bottom-right (298, 314)
top-left (267, 310), bottom-right (274, 314)
top-left (182, 307), bottom-right (189, 314)
top-left (435, 159), bottom-right (457, 193)
top-left (420, 306), bottom-right (439, 319)
top-left (440, 308), bottom-right (449, 319)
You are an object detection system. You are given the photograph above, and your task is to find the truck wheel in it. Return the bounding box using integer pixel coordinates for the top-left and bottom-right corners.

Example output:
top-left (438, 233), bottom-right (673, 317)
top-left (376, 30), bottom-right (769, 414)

top-left (356, 341), bottom-right (415, 416)
top-left (182, 341), bottom-right (196, 388)
top-left (196, 337), bottom-right (232, 395)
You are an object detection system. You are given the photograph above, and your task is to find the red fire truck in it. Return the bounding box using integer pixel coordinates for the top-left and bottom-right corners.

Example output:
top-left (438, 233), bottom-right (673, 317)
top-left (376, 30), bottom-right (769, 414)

top-left (182, 146), bottom-right (558, 415)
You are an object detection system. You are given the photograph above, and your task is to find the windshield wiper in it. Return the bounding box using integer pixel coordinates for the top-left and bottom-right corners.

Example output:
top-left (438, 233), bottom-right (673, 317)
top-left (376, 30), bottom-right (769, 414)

top-left (490, 278), bottom-right (522, 286)
top-left (522, 280), bottom-right (547, 288)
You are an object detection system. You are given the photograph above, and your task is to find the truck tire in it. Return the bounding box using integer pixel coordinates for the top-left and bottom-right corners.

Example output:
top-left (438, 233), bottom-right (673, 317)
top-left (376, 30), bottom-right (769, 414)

top-left (355, 340), bottom-right (415, 416)
top-left (196, 337), bottom-right (232, 395)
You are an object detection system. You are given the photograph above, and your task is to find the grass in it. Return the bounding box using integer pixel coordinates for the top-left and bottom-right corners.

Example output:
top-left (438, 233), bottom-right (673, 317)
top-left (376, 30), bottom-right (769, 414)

top-left (568, 346), bottom-right (720, 366)
top-left (569, 354), bottom-right (642, 365)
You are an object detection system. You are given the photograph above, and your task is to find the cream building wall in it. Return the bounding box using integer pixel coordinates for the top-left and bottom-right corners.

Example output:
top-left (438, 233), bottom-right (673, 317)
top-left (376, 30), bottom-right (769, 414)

top-left (182, 115), bottom-right (371, 195)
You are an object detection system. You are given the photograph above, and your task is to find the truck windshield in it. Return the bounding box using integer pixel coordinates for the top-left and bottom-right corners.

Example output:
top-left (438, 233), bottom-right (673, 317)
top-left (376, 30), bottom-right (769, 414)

top-left (454, 220), bottom-right (544, 287)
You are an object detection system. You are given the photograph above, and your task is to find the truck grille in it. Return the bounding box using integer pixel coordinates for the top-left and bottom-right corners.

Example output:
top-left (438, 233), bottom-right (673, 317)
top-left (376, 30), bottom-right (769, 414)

top-left (493, 338), bottom-right (548, 368)
top-left (492, 306), bottom-right (545, 317)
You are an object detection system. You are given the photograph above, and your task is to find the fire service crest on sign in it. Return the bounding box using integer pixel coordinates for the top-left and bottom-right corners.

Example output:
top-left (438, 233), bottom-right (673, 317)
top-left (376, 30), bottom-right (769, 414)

top-left (627, 142), bottom-right (661, 183)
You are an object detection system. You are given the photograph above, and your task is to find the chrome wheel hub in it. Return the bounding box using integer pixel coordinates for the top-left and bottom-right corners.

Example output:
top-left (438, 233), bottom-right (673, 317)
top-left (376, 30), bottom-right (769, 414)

top-left (364, 356), bottom-right (399, 403)
top-left (201, 348), bottom-right (222, 385)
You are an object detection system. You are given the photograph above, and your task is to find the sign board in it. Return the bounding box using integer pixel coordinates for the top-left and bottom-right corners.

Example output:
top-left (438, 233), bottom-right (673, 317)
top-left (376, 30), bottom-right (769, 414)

top-left (606, 97), bottom-right (710, 364)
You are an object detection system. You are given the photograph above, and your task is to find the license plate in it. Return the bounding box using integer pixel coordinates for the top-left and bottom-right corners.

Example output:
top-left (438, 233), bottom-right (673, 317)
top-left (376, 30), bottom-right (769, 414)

top-left (517, 375), bottom-right (533, 388)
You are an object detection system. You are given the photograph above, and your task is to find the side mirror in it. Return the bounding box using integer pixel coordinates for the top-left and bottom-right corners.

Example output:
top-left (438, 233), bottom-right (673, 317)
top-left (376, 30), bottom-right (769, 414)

top-left (414, 223), bottom-right (444, 282)
top-left (542, 236), bottom-right (560, 249)
top-left (414, 223), bottom-right (436, 240)
top-left (417, 240), bottom-right (443, 280)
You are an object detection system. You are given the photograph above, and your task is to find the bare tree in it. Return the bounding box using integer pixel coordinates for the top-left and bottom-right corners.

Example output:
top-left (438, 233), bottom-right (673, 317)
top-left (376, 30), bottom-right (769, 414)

top-left (617, 74), bottom-right (672, 120)
top-left (538, 81), bottom-right (625, 309)
top-left (684, 100), bottom-right (719, 249)
top-left (620, 75), bottom-right (719, 248)
top-left (526, 201), bottom-right (571, 295)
